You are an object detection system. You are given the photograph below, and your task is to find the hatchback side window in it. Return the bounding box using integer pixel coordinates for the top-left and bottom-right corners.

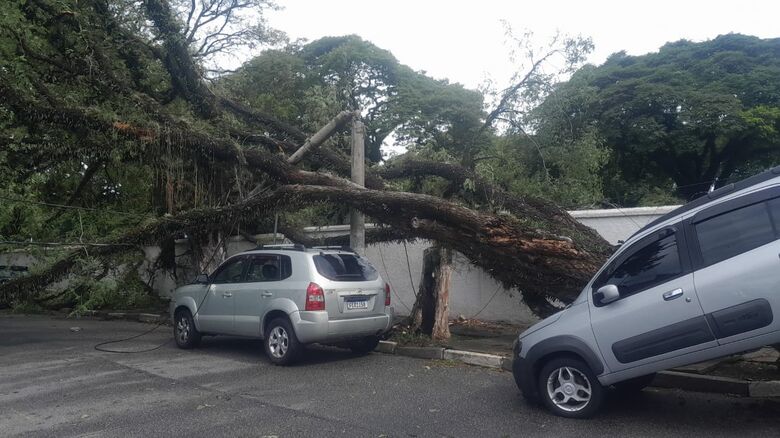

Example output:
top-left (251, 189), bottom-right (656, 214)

top-left (695, 202), bottom-right (775, 267)
top-left (245, 255), bottom-right (291, 282)
top-left (211, 257), bottom-right (247, 284)
top-left (599, 233), bottom-right (682, 299)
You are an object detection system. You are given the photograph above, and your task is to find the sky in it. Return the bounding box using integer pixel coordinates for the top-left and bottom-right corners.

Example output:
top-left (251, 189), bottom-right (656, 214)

top-left (266, 0), bottom-right (780, 91)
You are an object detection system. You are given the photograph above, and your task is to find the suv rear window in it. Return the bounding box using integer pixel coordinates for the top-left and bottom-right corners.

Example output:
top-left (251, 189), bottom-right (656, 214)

top-left (313, 253), bottom-right (378, 281)
top-left (695, 201), bottom-right (776, 266)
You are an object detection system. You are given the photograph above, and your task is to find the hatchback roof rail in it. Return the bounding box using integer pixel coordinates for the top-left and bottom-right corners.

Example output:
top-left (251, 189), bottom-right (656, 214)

top-left (311, 245), bottom-right (356, 253)
top-left (253, 243), bottom-right (305, 252)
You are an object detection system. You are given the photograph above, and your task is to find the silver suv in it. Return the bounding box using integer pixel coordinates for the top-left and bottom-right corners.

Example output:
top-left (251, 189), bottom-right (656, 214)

top-left (170, 245), bottom-right (393, 365)
top-left (513, 167), bottom-right (780, 418)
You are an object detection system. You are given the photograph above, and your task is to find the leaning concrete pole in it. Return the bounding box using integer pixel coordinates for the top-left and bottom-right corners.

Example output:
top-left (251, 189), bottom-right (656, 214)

top-left (350, 112), bottom-right (366, 253)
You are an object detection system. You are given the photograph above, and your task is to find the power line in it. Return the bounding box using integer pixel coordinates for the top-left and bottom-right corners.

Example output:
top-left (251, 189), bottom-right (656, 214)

top-left (0, 240), bottom-right (135, 248)
top-left (0, 195), bottom-right (183, 223)
top-left (377, 244), bottom-right (412, 312)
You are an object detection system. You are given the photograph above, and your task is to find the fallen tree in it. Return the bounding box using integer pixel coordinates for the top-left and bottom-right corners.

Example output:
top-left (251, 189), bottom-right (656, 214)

top-left (0, 0), bottom-right (613, 318)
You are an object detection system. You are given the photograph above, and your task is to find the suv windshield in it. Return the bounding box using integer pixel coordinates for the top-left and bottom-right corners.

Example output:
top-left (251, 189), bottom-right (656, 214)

top-left (313, 253), bottom-right (378, 281)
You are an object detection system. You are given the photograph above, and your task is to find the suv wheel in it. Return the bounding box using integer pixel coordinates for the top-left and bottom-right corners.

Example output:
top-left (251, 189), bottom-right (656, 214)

top-left (174, 309), bottom-right (201, 349)
top-left (264, 318), bottom-right (301, 365)
top-left (538, 357), bottom-right (604, 419)
top-left (349, 336), bottom-right (380, 354)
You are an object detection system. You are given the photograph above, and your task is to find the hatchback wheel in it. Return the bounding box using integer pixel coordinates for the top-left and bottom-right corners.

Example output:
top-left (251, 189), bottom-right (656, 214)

top-left (174, 309), bottom-right (201, 349)
top-left (538, 357), bottom-right (604, 419)
top-left (264, 318), bottom-right (301, 365)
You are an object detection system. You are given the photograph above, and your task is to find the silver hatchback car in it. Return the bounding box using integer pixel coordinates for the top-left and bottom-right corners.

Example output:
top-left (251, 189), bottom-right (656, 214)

top-left (170, 245), bottom-right (394, 365)
top-left (514, 167), bottom-right (780, 418)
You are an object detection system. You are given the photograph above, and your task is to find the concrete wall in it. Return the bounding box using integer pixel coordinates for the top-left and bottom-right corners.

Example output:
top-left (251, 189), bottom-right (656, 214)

top-left (569, 205), bottom-right (679, 245)
top-left (283, 205), bottom-right (681, 324)
top-left (2, 206), bottom-right (680, 324)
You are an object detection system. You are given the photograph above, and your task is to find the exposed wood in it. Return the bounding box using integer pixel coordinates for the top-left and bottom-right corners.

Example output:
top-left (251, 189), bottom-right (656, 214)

top-left (431, 247), bottom-right (452, 341)
top-left (288, 110), bottom-right (355, 164)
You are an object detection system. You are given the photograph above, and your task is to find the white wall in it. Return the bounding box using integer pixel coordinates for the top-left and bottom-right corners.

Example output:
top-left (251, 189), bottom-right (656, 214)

top-left (2, 206), bottom-right (680, 324)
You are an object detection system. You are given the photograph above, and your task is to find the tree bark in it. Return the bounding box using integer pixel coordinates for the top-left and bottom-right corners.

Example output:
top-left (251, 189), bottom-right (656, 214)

top-left (410, 247), bottom-right (439, 333)
top-left (410, 246), bottom-right (453, 340)
top-left (431, 247), bottom-right (453, 341)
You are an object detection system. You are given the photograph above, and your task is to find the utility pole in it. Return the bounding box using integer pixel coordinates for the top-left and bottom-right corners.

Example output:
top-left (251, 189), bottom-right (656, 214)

top-left (350, 112), bottom-right (365, 253)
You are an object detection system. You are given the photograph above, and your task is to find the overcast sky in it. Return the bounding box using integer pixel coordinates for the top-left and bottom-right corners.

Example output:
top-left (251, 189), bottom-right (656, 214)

top-left (267, 0), bottom-right (780, 91)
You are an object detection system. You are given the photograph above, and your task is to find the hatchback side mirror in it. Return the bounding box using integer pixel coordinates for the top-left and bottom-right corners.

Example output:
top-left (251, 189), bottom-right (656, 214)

top-left (596, 284), bottom-right (620, 305)
top-left (195, 273), bottom-right (209, 284)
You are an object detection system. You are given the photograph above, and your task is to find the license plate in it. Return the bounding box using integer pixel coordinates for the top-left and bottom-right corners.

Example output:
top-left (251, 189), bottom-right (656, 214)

top-left (346, 299), bottom-right (368, 310)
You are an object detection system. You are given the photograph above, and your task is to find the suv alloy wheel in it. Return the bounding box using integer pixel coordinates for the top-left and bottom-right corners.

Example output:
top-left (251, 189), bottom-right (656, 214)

top-left (538, 357), bottom-right (605, 419)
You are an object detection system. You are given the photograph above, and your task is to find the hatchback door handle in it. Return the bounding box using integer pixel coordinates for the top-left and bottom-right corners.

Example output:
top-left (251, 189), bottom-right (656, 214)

top-left (662, 289), bottom-right (683, 301)
top-left (222, 292), bottom-right (232, 298)
top-left (260, 291), bottom-right (273, 298)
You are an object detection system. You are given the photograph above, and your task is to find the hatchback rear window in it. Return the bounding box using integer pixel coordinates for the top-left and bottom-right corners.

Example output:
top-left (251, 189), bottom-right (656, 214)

top-left (313, 254), bottom-right (378, 281)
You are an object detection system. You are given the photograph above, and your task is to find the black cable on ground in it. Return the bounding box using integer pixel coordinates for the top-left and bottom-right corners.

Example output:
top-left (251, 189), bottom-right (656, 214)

top-left (93, 319), bottom-right (171, 353)
top-left (93, 218), bottom-right (241, 354)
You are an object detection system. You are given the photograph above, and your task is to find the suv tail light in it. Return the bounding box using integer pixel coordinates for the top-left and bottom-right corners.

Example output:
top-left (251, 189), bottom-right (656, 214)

top-left (385, 283), bottom-right (391, 306)
top-left (305, 282), bottom-right (325, 311)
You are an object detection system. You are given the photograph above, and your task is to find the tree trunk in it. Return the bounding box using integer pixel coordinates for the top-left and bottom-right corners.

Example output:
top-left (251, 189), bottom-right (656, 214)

top-left (410, 246), bottom-right (452, 340)
top-left (410, 247), bottom-right (438, 333)
top-left (431, 247), bottom-right (453, 341)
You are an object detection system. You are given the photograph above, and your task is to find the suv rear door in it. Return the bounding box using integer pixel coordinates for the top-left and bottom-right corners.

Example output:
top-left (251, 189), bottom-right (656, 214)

top-left (589, 225), bottom-right (716, 373)
top-left (688, 186), bottom-right (780, 345)
top-left (312, 251), bottom-right (386, 319)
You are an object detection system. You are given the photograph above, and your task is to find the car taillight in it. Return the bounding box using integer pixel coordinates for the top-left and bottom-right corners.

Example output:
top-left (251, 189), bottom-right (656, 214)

top-left (385, 283), bottom-right (391, 306)
top-left (305, 282), bottom-right (325, 311)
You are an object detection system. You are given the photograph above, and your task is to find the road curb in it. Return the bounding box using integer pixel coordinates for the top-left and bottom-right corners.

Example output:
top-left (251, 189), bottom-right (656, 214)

top-left (653, 371), bottom-right (749, 396)
top-left (381, 344), bottom-right (506, 369)
top-left (395, 346), bottom-right (445, 360)
top-left (749, 380), bottom-right (780, 397)
top-left (381, 344), bottom-right (780, 398)
top-left (443, 349), bottom-right (504, 368)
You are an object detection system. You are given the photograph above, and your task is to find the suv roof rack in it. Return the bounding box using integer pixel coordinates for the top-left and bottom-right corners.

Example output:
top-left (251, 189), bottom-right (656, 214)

top-left (311, 245), bottom-right (356, 253)
top-left (630, 165), bottom-right (780, 239)
top-left (253, 243), bottom-right (306, 252)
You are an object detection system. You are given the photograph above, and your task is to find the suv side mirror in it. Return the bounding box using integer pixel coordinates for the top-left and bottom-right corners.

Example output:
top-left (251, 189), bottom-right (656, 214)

top-left (195, 273), bottom-right (209, 284)
top-left (596, 284), bottom-right (620, 305)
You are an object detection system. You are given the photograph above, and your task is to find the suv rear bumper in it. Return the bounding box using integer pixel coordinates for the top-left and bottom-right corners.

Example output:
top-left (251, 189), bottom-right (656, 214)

top-left (290, 308), bottom-right (394, 344)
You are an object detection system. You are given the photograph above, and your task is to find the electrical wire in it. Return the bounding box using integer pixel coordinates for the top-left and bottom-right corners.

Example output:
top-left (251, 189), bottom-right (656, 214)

top-left (402, 241), bottom-right (417, 292)
top-left (377, 244), bottom-right (412, 312)
top-left (94, 320), bottom-right (171, 353)
top-left (93, 217), bottom-right (240, 354)
top-left (0, 194), bottom-right (184, 223)
top-left (469, 283), bottom-right (504, 319)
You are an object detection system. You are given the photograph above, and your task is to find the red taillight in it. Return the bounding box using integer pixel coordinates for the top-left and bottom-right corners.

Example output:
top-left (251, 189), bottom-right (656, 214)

top-left (305, 282), bottom-right (325, 311)
top-left (385, 283), bottom-right (391, 306)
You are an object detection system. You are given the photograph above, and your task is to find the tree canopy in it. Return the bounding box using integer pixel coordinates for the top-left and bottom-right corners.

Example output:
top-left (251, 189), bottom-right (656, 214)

top-left (533, 34), bottom-right (780, 205)
top-left (0, 0), bottom-right (611, 317)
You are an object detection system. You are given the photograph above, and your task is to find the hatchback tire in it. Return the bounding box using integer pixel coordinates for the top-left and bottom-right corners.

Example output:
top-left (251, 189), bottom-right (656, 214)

top-left (174, 309), bottom-right (201, 349)
top-left (349, 336), bottom-right (380, 354)
top-left (538, 357), bottom-right (604, 419)
top-left (264, 318), bottom-right (301, 366)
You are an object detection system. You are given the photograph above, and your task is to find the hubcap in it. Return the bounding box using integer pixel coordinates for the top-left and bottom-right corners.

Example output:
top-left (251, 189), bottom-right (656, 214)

top-left (546, 366), bottom-right (592, 412)
top-left (176, 316), bottom-right (190, 344)
top-left (268, 326), bottom-right (289, 359)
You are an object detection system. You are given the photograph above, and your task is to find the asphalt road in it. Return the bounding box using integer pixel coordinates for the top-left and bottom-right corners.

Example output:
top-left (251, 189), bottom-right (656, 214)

top-left (1, 314), bottom-right (779, 437)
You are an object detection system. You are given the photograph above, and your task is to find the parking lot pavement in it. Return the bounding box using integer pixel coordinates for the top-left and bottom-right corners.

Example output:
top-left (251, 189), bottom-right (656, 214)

top-left (2, 314), bottom-right (779, 438)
